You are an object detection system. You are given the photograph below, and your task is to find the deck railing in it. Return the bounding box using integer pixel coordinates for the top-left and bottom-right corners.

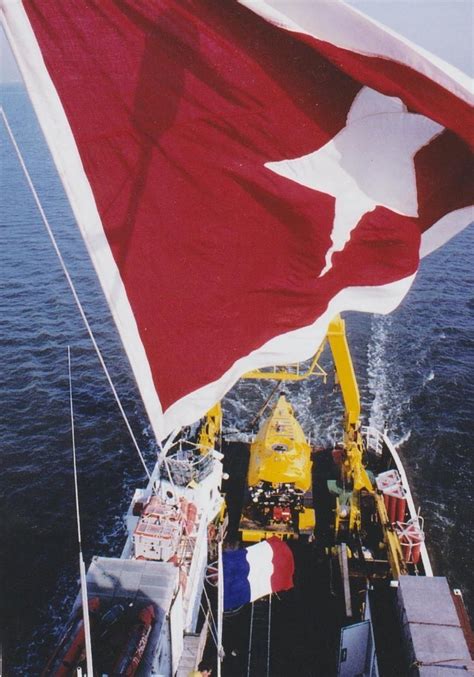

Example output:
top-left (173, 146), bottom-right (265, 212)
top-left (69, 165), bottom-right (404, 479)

top-left (362, 425), bottom-right (384, 456)
top-left (160, 444), bottom-right (215, 486)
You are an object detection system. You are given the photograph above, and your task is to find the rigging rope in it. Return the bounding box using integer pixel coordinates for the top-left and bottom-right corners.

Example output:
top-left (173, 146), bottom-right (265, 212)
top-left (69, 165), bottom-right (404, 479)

top-left (202, 582), bottom-right (219, 646)
top-left (200, 602), bottom-right (218, 649)
top-left (1, 107), bottom-right (156, 482)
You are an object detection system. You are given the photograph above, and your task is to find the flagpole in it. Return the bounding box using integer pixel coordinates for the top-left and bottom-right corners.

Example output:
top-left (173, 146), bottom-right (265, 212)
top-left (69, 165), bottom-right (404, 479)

top-left (217, 536), bottom-right (223, 677)
top-left (247, 602), bottom-right (254, 677)
top-left (266, 594), bottom-right (272, 677)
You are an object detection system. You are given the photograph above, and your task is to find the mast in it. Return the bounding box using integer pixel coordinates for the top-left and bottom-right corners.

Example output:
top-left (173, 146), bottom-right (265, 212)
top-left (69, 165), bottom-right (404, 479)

top-left (217, 530), bottom-right (224, 677)
top-left (67, 347), bottom-right (94, 676)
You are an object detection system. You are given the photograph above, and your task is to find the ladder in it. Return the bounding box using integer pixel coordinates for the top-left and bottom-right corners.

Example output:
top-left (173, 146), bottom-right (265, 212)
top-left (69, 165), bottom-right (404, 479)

top-left (247, 597), bottom-right (272, 677)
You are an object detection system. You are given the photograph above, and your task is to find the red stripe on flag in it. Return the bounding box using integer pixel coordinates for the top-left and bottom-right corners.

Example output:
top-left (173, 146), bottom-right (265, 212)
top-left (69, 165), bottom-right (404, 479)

top-left (292, 31), bottom-right (474, 150)
top-left (268, 537), bottom-right (294, 594)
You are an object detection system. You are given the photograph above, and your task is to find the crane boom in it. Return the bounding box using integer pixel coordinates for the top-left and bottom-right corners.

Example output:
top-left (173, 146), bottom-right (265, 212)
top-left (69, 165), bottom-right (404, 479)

top-left (326, 315), bottom-right (373, 534)
top-left (326, 315), bottom-right (360, 427)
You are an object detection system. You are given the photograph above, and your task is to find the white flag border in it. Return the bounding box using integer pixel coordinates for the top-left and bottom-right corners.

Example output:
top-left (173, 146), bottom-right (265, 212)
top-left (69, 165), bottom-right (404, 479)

top-left (238, 0), bottom-right (473, 103)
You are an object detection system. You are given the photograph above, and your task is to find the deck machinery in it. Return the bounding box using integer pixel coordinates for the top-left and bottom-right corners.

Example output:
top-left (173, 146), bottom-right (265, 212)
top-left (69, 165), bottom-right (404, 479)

top-left (215, 315), bottom-right (473, 675)
top-left (239, 394), bottom-right (315, 542)
top-left (237, 315), bottom-right (391, 552)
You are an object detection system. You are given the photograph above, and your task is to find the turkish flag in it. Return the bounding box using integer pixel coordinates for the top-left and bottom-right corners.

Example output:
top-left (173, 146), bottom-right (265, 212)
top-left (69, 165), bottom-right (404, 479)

top-left (4, 0), bottom-right (472, 438)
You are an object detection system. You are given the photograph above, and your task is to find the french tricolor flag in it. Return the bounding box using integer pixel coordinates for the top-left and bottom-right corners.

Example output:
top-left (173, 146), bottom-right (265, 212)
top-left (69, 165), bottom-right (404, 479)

top-left (223, 538), bottom-right (294, 611)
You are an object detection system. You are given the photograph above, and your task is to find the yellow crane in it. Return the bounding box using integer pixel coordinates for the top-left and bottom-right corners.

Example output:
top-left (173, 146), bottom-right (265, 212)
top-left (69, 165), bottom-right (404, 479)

top-left (197, 402), bottom-right (222, 454)
top-left (327, 316), bottom-right (373, 535)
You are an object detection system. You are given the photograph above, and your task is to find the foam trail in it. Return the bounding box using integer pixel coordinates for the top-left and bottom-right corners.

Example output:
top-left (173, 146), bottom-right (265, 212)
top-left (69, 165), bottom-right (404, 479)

top-left (367, 315), bottom-right (392, 430)
top-left (394, 429), bottom-right (412, 448)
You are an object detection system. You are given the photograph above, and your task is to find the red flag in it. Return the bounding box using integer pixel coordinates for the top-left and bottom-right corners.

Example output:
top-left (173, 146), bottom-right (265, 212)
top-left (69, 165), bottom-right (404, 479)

top-left (2, 0), bottom-right (472, 439)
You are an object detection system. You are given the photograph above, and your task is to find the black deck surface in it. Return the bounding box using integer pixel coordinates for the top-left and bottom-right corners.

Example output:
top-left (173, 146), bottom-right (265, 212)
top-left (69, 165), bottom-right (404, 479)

top-left (200, 440), bottom-right (412, 676)
top-left (210, 442), bottom-right (344, 676)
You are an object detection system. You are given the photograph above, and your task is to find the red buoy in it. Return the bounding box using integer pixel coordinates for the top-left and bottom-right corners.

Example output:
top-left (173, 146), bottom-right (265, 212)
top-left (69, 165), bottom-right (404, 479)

top-left (396, 521), bottom-right (424, 564)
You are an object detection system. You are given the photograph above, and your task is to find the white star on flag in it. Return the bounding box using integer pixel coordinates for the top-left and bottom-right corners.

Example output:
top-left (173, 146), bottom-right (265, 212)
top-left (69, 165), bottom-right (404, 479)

top-left (265, 87), bottom-right (444, 277)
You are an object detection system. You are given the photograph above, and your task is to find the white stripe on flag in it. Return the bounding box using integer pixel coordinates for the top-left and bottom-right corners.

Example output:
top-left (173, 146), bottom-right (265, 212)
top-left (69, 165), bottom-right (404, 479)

top-left (246, 541), bottom-right (274, 602)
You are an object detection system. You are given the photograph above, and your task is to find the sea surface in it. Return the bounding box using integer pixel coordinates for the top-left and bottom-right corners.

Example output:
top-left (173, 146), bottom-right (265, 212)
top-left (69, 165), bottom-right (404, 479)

top-left (1, 83), bottom-right (473, 675)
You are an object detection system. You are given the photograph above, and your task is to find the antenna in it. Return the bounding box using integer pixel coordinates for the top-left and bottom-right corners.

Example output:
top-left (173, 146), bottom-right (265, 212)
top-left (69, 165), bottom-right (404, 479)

top-left (68, 346), bottom-right (94, 676)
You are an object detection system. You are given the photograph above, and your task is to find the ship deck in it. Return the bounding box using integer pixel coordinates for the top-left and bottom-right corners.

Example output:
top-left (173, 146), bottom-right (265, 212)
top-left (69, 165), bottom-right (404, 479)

top-left (211, 437), bottom-right (472, 676)
top-left (217, 440), bottom-right (344, 675)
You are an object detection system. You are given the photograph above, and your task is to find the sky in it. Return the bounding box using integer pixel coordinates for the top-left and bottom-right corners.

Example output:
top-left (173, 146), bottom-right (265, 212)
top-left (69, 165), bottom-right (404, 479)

top-left (345, 0), bottom-right (473, 76)
top-left (0, 24), bottom-right (19, 82)
top-left (1, 1), bottom-right (473, 82)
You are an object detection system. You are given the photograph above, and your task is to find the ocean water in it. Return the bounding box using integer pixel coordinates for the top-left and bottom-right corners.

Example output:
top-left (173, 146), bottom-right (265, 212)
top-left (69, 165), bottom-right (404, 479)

top-left (1, 83), bottom-right (473, 675)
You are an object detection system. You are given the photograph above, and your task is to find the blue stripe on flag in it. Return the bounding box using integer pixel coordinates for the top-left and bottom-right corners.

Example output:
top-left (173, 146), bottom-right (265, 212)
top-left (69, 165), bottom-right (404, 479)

top-left (223, 548), bottom-right (251, 610)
